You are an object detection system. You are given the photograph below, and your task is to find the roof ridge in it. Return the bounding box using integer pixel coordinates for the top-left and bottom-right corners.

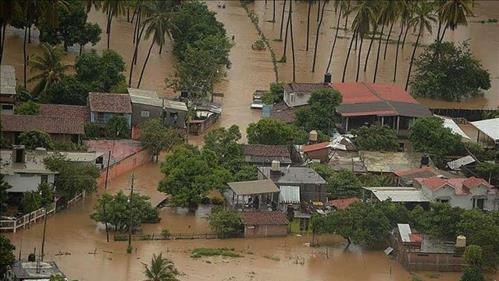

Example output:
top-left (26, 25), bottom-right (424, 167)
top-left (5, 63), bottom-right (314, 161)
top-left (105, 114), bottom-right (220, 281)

top-left (362, 82), bottom-right (399, 116)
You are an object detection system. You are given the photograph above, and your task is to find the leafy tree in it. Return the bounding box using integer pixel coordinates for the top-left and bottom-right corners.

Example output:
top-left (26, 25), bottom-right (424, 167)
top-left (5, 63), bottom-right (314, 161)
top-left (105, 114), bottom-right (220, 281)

top-left (327, 169), bottom-right (362, 199)
top-left (352, 126), bottom-right (399, 152)
top-left (411, 42), bottom-right (491, 101)
top-left (410, 117), bottom-right (464, 167)
top-left (208, 206), bottom-right (243, 238)
top-left (19, 131), bottom-right (54, 150)
top-left (75, 49), bottom-right (126, 93)
top-left (159, 145), bottom-right (232, 209)
top-left (140, 119), bottom-right (183, 163)
top-left (247, 119), bottom-right (307, 145)
top-left (38, 181), bottom-right (54, 208)
top-left (21, 191), bottom-right (41, 214)
top-left (464, 245), bottom-right (484, 269)
top-left (44, 76), bottom-right (90, 105)
top-left (460, 266), bottom-right (485, 281)
top-left (0, 175), bottom-right (11, 214)
top-left (91, 191), bottom-right (159, 232)
top-left (105, 116), bottom-right (130, 139)
top-left (295, 88), bottom-right (342, 134)
top-left (474, 162), bottom-right (499, 185)
top-left (143, 253), bottom-right (179, 281)
top-left (14, 100), bottom-right (40, 115)
top-left (233, 164), bottom-right (258, 181)
top-left (410, 203), bottom-right (464, 239)
top-left (464, 142), bottom-right (495, 162)
top-left (29, 43), bottom-right (72, 95)
top-left (203, 125), bottom-right (243, 173)
top-left (0, 235), bottom-right (15, 276)
top-left (262, 82), bottom-right (284, 105)
top-left (78, 23), bottom-right (101, 55)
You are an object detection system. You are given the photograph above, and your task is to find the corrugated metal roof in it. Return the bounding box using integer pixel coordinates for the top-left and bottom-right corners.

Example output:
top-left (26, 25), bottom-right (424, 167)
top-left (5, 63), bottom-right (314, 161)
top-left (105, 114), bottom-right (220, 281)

top-left (0, 65), bottom-right (16, 95)
top-left (128, 88), bottom-right (163, 107)
top-left (447, 155), bottom-right (475, 171)
top-left (363, 187), bottom-right (430, 202)
top-left (279, 186), bottom-right (300, 204)
top-left (471, 118), bottom-right (499, 141)
top-left (436, 115), bottom-right (471, 140)
top-left (397, 224), bottom-right (412, 243)
top-left (228, 179), bottom-right (279, 195)
top-left (164, 99), bottom-right (188, 111)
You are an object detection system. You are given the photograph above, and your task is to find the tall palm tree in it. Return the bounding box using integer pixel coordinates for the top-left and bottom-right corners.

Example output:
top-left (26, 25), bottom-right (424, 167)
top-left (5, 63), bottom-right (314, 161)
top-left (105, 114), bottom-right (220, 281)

top-left (325, 0), bottom-right (348, 74)
top-left (102, 0), bottom-right (126, 49)
top-left (143, 253), bottom-right (178, 281)
top-left (272, 0), bottom-right (276, 23)
top-left (306, 0), bottom-right (312, 51)
top-left (382, 0), bottom-right (399, 60)
top-left (279, 0), bottom-right (287, 41)
top-left (289, 0), bottom-right (296, 82)
top-left (437, 0), bottom-right (473, 42)
top-left (393, 0), bottom-right (412, 82)
top-left (349, 0), bottom-right (376, 81)
top-left (311, 0), bottom-right (328, 72)
top-left (280, 4), bottom-right (291, 62)
top-left (28, 44), bottom-right (72, 95)
top-left (372, 1), bottom-right (389, 83)
top-left (362, 1), bottom-right (384, 73)
top-left (137, 1), bottom-right (173, 88)
top-left (0, 0), bottom-right (21, 64)
top-left (37, 0), bottom-right (69, 28)
top-left (405, 2), bottom-right (436, 90)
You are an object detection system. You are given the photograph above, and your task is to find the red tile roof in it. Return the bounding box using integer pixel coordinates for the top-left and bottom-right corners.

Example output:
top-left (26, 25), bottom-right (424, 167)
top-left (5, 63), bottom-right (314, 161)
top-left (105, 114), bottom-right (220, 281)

top-left (242, 144), bottom-right (290, 157)
top-left (303, 142), bottom-right (330, 153)
top-left (283, 83), bottom-right (330, 94)
top-left (395, 167), bottom-right (437, 179)
top-left (329, 197), bottom-right (359, 210)
top-left (410, 233), bottom-right (422, 243)
top-left (271, 102), bottom-right (296, 124)
top-left (415, 176), bottom-right (494, 195)
top-left (369, 84), bottom-right (420, 104)
top-left (88, 92), bottom-right (132, 113)
top-left (241, 211), bottom-right (289, 225)
top-left (39, 104), bottom-right (89, 119)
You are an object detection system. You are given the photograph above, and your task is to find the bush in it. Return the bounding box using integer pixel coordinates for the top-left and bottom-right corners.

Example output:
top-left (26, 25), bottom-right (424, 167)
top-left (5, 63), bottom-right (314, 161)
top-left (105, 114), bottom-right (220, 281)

top-left (464, 245), bottom-right (484, 269)
top-left (352, 126), bottom-right (399, 152)
top-left (252, 38), bottom-right (266, 50)
top-left (14, 101), bottom-right (40, 115)
top-left (208, 206), bottom-right (243, 238)
top-left (191, 248), bottom-right (242, 258)
top-left (161, 228), bottom-right (171, 239)
top-left (19, 131), bottom-right (54, 150)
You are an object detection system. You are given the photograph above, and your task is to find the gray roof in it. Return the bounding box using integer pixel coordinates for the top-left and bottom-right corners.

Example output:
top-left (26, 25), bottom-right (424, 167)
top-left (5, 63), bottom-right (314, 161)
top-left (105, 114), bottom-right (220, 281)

top-left (128, 88), bottom-right (163, 107)
top-left (360, 151), bottom-right (423, 173)
top-left (0, 65), bottom-right (16, 95)
top-left (10, 261), bottom-right (66, 279)
top-left (164, 99), bottom-right (188, 111)
top-left (227, 179), bottom-right (279, 195)
top-left (471, 118), bottom-right (499, 142)
top-left (258, 166), bottom-right (327, 185)
top-left (363, 187), bottom-right (430, 202)
top-left (447, 155), bottom-right (475, 171)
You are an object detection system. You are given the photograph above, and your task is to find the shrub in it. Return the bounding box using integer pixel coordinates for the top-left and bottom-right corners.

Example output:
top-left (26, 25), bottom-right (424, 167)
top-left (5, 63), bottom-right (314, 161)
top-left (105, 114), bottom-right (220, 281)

top-left (252, 38), bottom-right (266, 50)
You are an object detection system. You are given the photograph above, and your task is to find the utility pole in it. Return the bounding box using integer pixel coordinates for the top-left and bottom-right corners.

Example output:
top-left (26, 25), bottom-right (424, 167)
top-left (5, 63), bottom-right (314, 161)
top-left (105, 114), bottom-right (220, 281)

top-left (127, 172), bottom-right (135, 254)
top-left (103, 150), bottom-right (112, 242)
top-left (40, 207), bottom-right (48, 261)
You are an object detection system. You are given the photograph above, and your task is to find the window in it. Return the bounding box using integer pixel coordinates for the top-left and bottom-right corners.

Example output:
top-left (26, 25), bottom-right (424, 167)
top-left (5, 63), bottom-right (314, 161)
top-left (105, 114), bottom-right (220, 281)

top-left (1, 104), bottom-right (13, 110)
top-left (169, 112), bottom-right (178, 124)
top-left (472, 198), bottom-right (485, 210)
top-left (436, 198), bottom-right (449, 204)
top-left (140, 110), bottom-right (150, 117)
top-left (289, 93), bottom-right (296, 103)
top-left (41, 175), bottom-right (48, 184)
top-left (96, 112), bottom-right (106, 123)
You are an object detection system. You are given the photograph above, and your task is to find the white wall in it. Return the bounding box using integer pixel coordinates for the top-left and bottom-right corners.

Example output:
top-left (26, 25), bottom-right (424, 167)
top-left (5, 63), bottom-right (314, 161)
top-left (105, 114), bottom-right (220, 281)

top-left (5, 173), bottom-right (55, 193)
top-left (423, 185), bottom-right (498, 211)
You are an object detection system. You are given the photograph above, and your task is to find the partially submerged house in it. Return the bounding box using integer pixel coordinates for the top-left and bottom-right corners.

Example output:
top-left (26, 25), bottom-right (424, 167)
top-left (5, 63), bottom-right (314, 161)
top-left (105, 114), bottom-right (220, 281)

top-left (163, 99), bottom-right (188, 128)
top-left (394, 167), bottom-right (440, 187)
top-left (188, 103), bottom-right (221, 135)
top-left (225, 179), bottom-right (280, 210)
top-left (242, 144), bottom-right (292, 166)
top-left (241, 211), bottom-right (289, 238)
top-left (362, 187), bottom-right (430, 209)
top-left (88, 92), bottom-right (132, 127)
top-left (470, 118), bottom-right (499, 149)
top-left (128, 88), bottom-right (164, 127)
top-left (5, 261), bottom-right (67, 281)
top-left (392, 223), bottom-right (465, 271)
top-left (0, 64), bottom-right (17, 114)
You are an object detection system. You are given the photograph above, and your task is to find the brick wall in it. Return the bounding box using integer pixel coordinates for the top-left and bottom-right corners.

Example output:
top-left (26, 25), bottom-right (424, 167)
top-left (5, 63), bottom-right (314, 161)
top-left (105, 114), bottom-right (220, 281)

top-left (97, 149), bottom-right (151, 186)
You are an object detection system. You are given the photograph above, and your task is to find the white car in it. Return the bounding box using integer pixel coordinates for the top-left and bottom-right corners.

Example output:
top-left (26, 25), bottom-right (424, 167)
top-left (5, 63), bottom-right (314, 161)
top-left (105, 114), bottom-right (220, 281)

top-left (250, 98), bottom-right (264, 109)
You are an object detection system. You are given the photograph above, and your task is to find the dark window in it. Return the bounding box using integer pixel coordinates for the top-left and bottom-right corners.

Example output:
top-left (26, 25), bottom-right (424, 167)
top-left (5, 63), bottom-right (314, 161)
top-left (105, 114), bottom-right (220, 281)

top-left (436, 198), bottom-right (449, 204)
top-left (41, 175), bottom-right (48, 183)
top-left (1, 104), bottom-right (14, 110)
top-left (473, 198), bottom-right (485, 210)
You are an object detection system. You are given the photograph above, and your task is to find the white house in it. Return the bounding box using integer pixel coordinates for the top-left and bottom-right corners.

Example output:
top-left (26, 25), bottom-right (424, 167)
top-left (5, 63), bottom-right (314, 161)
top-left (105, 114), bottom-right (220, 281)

top-left (414, 176), bottom-right (498, 211)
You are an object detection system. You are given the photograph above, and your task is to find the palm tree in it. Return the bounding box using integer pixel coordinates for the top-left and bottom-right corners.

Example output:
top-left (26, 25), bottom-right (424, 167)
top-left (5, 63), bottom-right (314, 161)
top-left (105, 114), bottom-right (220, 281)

top-left (311, 0), bottom-right (328, 72)
top-left (37, 0), bottom-right (69, 28)
top-left (28, 43), bottom-right (72, 95)
top-left (405, 1), bottom-right (436, 90)
top-left (437, 0), bottom-right (474, 42)
top-left (143, 253), bottom-right (179, 281)
top-left (280, 4), bottom-right (291, 62)
top-left (349, 0), bottom-right (376, 81)
top-left (272, 0), bottom-right (276, 23)
top-left (279, 0), bottom-right (287, 41)
top-left (0, 0), bottom-right (20, 64)
top-left (289, 0), bottom-right (296, 82)
top-left (306, 0), bottom-right (312, 51)
top-left (137, 1), bottom-right (173, 88)
top-left (362, 1), bottom-right (384, 73)
top-left (102, 0), bottom-right (126, 49)
top-left (372, 1), bottom-right (389, 83)
top-left (325, 0), bottom-right (348, 74)
top-left (382, 0), bottom-right (399, 60)
top-left (393, 0), bottom-right (412, 82)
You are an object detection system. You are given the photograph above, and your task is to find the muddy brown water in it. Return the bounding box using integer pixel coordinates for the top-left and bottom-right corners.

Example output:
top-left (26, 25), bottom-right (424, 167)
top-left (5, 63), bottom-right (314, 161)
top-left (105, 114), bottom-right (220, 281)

top-left (2, 1), bottom-right (499, 280)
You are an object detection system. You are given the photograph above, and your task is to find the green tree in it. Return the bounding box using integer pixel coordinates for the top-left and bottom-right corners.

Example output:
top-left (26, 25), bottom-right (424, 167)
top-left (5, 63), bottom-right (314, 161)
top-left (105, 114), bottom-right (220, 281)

top-left (143, 253), bottom-right (179, 281)
top-left (139, 118), bottom-right (183, 162)
top-left (0, 235), bottom-right (15, 276)
top-left (247, 119), bottom-right (307, 145)
top-left (44, 75), bottom-right (90, 105)
top-left (105, 116), bottom-right (130, 139)
top-left (411, 42), bottom-right (490, 101)
top-left (203, 125), bottom-right (243, 173)
top-left (460, 266), bottom-right (485, 281)
top-left (0, 175), bottom-right (11, 214)
top-left (352, 126), bottom-right (399, 151)
top-left (410, 203), bottom-right (463, 239)
top-left (21, 191), bottom-right (41, 214)
top-left (91, 191), bottom-right (159, 232)
top-left (29, 43), bottom-right (72, 95)
top-left (208, 206), bottom-right (243, 238)
top-left (75, 49), bottom-right (126, 93)
top-left (78, 22), bottom-right (101, 55)
top-left (262, 82), bottom-right (284, 105)
top-left (233, 164), bottom-right (258, 181)
top-left (328, 170), bottom-right (362, 199)
top-left (14, 100), bottom-right (40, 115)
top-left (410, 117), bottom-right (464, 167)
top-left (19, 131), bottom-right (54, 150)
top-left (464, 245), bottom-right (484, 269)
top-left (101, 0), bottom-right (126, 49)
top-left (295, 88), bottom-right (342, 133)
top-left (475, 162), bottom-right (499, 185)
top-left (437, 0), bottom-right (473, 42)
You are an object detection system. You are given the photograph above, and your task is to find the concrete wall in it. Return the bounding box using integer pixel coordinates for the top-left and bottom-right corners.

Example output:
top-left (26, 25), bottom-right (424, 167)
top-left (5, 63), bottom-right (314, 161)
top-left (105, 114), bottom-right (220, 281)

top-left (131, 104), bottom-right (163, 127)
top-left (305, 149), bottom-right (329, 163)
top-left (90, 112), bottom-right (132, 127)
top-left (283, 90), bottom-right (311, 108)
top-left (96, 148), bottom-right (151, 186)
top-left (422, 185), bottom-right (498, 211)
top-left (244, 224), bottom-right (288, 238)
top-left (164, 108), bottom-right (187, 128)
top-left (5, 174), bottom-right (55, 193)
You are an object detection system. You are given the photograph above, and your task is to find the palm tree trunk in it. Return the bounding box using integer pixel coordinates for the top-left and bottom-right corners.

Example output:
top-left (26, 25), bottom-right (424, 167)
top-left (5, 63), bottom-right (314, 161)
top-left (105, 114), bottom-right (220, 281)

top-left (134, 24), bottom-right (146, 66)
top-left (383, 21), bottom-right (394, 60)
top-left (127, 8), bottom-right (130, 22)
top-left (325, 7), bottom-right (342, 74)
top-left (272, 0), bottom-right (276, 22)
top-left (344, 1), bottom-right (350, 29)
top-left (312, 0), bottom-right (327, 72)
top-left (342, 31), bottom-right (357, 82)
top-left (23, 26), bottom-right (28, 88)
top-left (106, 10), bottom-right (113, 50)
top-left (372, 23), bottom-right (385, 83)
top-left (28, 25), bottom-right (31, 43)
top-left (306, 0), bottom-right (312, 51)
top-left (159, 44), bottom-right (163, 55)
top-left (80, 44), bottom-right (83, 56)
top-left (280, 10), bottom-right (291, 62)
top-left (363, 24), bottom-right (378, 72)
top-left (279, 0), bottom-right (287, 40)
top-left (436, 19), bottom-right (442, 42)
top-left (131, 6), bottom-right (138, 23)
top-left (0, 23), bottom-right (5, 64)
top-left (393, 23), bottom-right (404, 82)
top-left (356, 35), bottom-right (363, 82)
top-left (316, 0), bottom-right (321, 22)
top-left (137, 41), bottom-right (154, 88)
top-left (439, 25), bottom-right (448, 42)
top-left (401, 23), bottom-right (410, 49)
top-left (289, 0), bottom-right (296, 82)
top-left (405, 28), bottom-right (422, 91)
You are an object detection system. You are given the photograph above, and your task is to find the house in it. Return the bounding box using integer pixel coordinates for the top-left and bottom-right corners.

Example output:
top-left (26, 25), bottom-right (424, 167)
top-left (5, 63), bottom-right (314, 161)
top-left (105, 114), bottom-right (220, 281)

top-left (392, 223), bottom-right (465, 272)
top-left (88, 92), bottom-right (132, 127)
top-left (360, 151), bottom-right (423, 174)
top-left (414, 176), bottom-right (498, 211)
top-left (302, 142), bottom-right (331, 163)
top-left (0, 146), bottom-right (57, 194)
top-left (1, 104), bottom-right (88, 145)
top-left (362, 187), bottom-right (430, 209)
top-left (283, 82), bottom-right (331, 108)
top-left (258, 161), bottom-right (328, 203)
top-left (242, 144), bottom-right (292, 166)
top-left (470, 118), bottom-right (499, 149)
top-left (0, 65), bottom-right (16, 114)
top-left (163, 99), bottom-right (188, 128)
top-left (225, 179), bottom-right (280, 210)
top-left (328, 197), bottom-right (359, 210)
top-left (334, 82), bottom-right (431, 135)
top-left (188, 103), bottom-right (221, 135)
top-left (394, 166), bottom-right (440, 187)
top-left (128, 88), bottom-right (164, 127)
top-left (241, 211), bottom-right (289, 238)
top-left (5, 261), bottom-right (67, 281)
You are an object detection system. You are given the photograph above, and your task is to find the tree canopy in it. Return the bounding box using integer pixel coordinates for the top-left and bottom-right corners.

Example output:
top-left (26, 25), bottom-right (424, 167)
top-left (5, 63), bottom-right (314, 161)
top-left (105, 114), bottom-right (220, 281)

top-left (139, 119), bottom-right (183, 162)
top-left (411, 42), bottom-right (490, 101)
top-left (0, 235), bottom-right (15, 276)
top-left (45, 76), bottom-right (90, 105)
top-left (295, 88), bottom-right (342, 134)
top-left (310, 164), bottom-right (362, 199)
top-left (19, 131), bottom-right (54, 150)
top-left (203, 125), bottom-right (244, 172)
top-left (14, 101), bottom-right (40, 115)
top-left (247, 118), bottom-right (308, 145)
top-left (352, 125), bottom-right (399, 152)
top-left (208, 206), bottom-right (243, 238)
top-left (75, 49), bottom-right (127, 93)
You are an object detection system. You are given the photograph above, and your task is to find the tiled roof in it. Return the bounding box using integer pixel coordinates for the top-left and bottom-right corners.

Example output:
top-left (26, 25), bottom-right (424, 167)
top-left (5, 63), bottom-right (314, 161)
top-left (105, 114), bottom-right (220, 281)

top-left (283, 83), bottom-right (330, 94)
top-left (394, 167), bottom-right (437, 179)
top-left (303, 142), bottom-right (330, 153)
top-left (270, 102), bottom-right (296, 124)
top-left (39, 104), bottom-right (89, 119)
top-left (329, 197), bottom-right (359, 210)
top-left (415, 176), bottom-right (494, 195)
top-left (241, 211), bottom-right (289, 225)
top-left (88, 92), bottom-right (132, 113)
top-left (242, 144), bottom-right (290, 157)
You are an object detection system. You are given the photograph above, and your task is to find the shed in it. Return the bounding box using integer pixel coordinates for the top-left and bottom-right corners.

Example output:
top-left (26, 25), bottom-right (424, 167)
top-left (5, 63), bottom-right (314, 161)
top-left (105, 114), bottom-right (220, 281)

top-left (128, 88), bottom-right (164, 127)
top-left (241, 211), bottom-right (289, 238)
top-left (302, 142), bottom-right (331, 163)
top-left (470, 118), bottom-right (499, 147)
top-left (436, 115), bottom-right (471, 141)
top-left (227, 179), bottom-right (279, 210)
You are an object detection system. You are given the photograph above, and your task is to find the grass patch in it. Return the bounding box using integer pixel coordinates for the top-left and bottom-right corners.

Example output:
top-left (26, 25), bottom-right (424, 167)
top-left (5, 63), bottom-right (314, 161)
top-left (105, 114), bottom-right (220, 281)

top-left (263, 255), bottom-right (280, 261)
top-left (191, 248), bottom-right (242, 258)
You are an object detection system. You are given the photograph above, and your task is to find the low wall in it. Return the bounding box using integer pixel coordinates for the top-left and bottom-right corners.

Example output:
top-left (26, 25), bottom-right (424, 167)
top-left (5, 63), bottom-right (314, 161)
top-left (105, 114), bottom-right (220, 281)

top-left (97, 149), bottom-right (151, 186)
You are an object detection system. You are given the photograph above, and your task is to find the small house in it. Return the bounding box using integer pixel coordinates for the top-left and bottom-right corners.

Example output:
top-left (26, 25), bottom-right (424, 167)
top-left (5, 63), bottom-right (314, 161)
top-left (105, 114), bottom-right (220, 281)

top-left (88, 92), bottom-right (132, 127)
top-left (5, 261), bottom-right (67, 281)
top-left (128, 88), bottom-right (164, 127)
top-left (188, 103), bottom-right (221, 135)
top-left (394, 166), bottom-right (440, 187)
top-left (283, 82), bottom-right (331, 108)
top-left (225, 179), bottom-right (280, 210)
top-left (241, 211), bottom-right (289, 238)
top-left (163, 99), bottom-right (188, 128)
top-left (242, 144), bottom-right (292, 166)
top-left (0, 65), bottom-right (17, 114)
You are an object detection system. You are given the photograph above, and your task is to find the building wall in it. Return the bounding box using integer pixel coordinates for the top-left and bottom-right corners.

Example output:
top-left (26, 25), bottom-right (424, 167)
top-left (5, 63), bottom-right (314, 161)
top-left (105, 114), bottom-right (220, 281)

top-left (96, 148), bottom-right (151, 187)
top-left (164, 108), bottom-right (187, 128)
top-left (5, 173), bottom-right (55, 193)
top-left (283, 91), bottom-right (311, 108)
top-left (422, 185), bottom-right (497, 211)
top-left (131, 104), bottom-right (163, 127)
top-left (90, 112), bottom-right (132, 127)
top-left (300, 183), bottom-right (328, 203)
top-left (305, 149), bottom-right (329, 163)
top-left (244, 224), bottom-right (288, 238)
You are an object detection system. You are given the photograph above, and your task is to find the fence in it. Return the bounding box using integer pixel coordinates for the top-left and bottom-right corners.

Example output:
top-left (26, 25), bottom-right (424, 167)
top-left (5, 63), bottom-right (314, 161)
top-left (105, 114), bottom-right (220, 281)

top-left (114, 232), bottom-right (220, 241)
top-left (0, 192), bottom-right (85, 233)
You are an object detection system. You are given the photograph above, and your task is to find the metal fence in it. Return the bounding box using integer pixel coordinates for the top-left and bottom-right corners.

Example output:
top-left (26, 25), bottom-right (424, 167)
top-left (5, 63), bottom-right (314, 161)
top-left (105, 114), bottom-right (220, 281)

top-left (114, 232), bottom-right (220, 241)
